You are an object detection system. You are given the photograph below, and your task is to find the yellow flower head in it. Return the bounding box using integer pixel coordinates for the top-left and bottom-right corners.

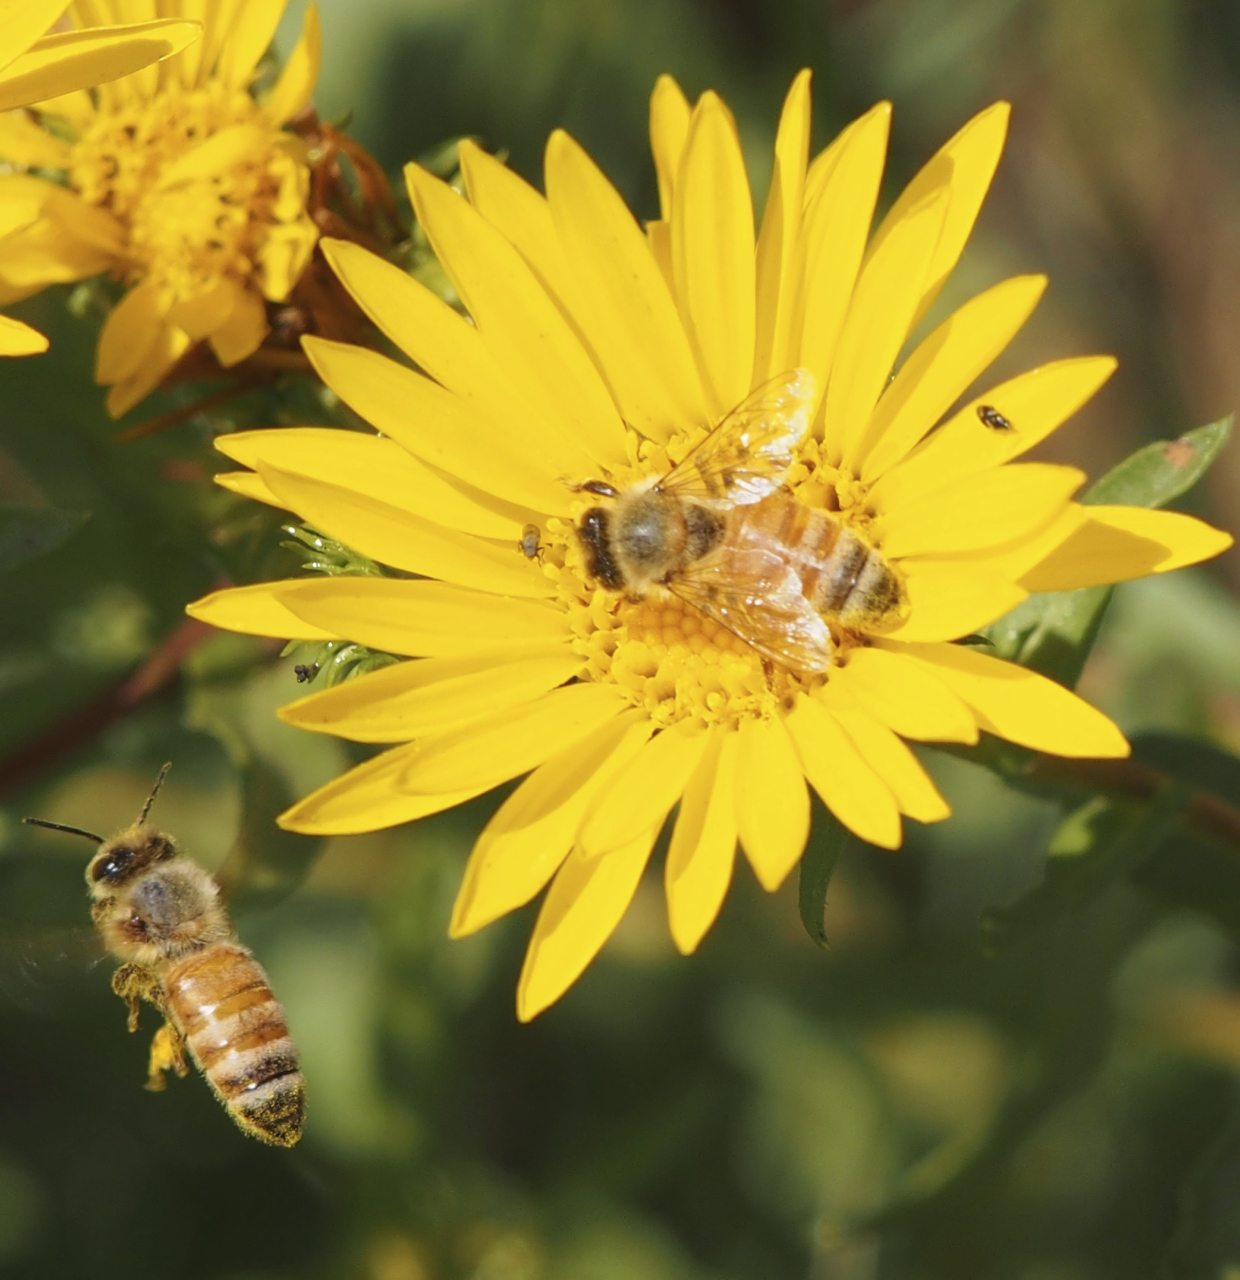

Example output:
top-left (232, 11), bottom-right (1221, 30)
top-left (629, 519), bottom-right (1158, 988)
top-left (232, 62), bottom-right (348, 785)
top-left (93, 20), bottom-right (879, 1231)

top-left (0, 0), bottom-right (320, 410)
top-left (0, 0), bottom-right (200, 357)
top-left (188, 72), bottom-right (1233, 1020)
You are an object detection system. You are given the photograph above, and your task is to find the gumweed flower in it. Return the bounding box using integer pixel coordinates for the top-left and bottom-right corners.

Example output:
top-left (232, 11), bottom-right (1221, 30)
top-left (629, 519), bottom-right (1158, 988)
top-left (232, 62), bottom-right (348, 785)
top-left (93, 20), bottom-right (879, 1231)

top-left (0, 0), bottom-right (200, 357)
top-left (188, 72), bottom-right (1233, 1019)
top-left (0, 0), bottom-right (320, 410)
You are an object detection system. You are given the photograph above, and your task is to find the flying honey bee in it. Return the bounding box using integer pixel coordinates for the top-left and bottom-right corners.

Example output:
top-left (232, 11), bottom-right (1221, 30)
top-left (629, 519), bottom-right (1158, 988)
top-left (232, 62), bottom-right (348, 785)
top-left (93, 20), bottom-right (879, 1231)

top-left (23, 766), bottom-right (305, 1147)
top-left (574, 369), bottom-right (908, 674)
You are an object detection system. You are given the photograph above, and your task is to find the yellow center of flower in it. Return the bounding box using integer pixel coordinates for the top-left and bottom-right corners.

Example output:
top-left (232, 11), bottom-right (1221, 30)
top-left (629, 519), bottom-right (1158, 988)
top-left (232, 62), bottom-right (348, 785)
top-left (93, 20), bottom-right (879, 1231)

top-left (68, 81), bottom-right (314, 305)
top-left (543, 433), bottom-right (877, 730)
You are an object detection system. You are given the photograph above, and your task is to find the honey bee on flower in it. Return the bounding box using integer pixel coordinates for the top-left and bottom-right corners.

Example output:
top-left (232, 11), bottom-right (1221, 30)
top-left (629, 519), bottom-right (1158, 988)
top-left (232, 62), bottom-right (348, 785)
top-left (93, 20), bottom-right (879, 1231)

top-left (0, 1), bottom-right (323, 413)
top-left (188, 71), bottom-right (1232, 1021)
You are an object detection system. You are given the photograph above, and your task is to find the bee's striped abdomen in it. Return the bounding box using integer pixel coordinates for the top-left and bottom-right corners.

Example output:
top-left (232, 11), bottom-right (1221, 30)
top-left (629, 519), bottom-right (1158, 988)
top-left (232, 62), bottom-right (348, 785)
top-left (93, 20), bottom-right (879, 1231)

top-left (723, 495), bottom-right (907, 632)
top-left (164, 943), bottom-right (305, 1147)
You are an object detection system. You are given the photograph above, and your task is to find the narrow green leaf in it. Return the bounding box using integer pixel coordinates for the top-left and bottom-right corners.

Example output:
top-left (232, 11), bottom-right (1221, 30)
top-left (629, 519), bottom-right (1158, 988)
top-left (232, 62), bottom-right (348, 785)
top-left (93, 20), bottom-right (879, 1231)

top-left (0, 503), bottom-right (88, 574)
top-left (213, 757), bottom-right (325, 912)
top-left (1084, 415), bottom-right (1233, 507)
top-left (798, 810), bottom-right (850, 948)
top-left (981, 782), bottom-right (1190, 952)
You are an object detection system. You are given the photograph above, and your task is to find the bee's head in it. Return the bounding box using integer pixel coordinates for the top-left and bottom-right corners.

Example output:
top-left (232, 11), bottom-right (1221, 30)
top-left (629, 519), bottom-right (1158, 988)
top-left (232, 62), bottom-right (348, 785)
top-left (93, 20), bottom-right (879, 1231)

top-left (576, 506), bottom-right (625, 589)
top-left (86, 828), bottom-right (178, 890)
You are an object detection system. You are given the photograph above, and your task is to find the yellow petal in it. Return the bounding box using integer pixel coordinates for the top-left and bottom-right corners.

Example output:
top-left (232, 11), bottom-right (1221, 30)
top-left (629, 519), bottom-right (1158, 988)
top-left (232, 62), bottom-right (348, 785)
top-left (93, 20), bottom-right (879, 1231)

top-left (666, 729), bottom-right (739, 955)
top-left (0, 1), bottom-right (78, 75)
top-left (458, 139), bottom-right (577, 317)
top-left (834, 644), bottom-right (978, 744)
top-left (185, 580), bottom-right (338, 640)
top-left (784, 694), bottom-right (902, 849)
top-left (167, 277), bottom-right (237, 341)
top-left (104, 321), bottom-right (190, 417)
top-left (753, 69), bottom-right (811, 384)
top-left (0, 313), bottom-right (47, 355)
top-left (302, 333), bottom-right (565, 512)
top-left (278, 742), bottom-right (487, 836)
top-left (214, 469), bottom-right (276, 505)
top-left (255, 462), bottom-right (553, 599)
top-left (516, 829), bottom-right (659, 1022)
top-left (544, 129), bottom-right (710, 441)
top-left (0, 20), bottom-right (200, 111)
top-left (889, 640), bottom-right (1129, 758)
top-left (792, 102), bottom-right (890, 411)
top-left (869, 357), bottom-right (1118, 511)
top-left (0, 111), bottom-right (71, 168)
top-left (397, 683), bottom-right (629, 795)
top-left (406, 162), bottom-right (625, 471)
top-left (263, 0), bottom-right (319, 123)
top-left (578, 718), bottom-right (710, 857)
top-left (451, 712), bottom-right (653, 937)
top-left (272, 578), bottom-right (566, 657)
top-left (856, 274), bottom-right (1048, 480)
top-left (671, 91), bottom-right (756, 416)
top-left (94, 278), bottom-right (162, 384)
top-left (876, 463), bottom-right (1085, 558)
top-left (882, 560), bottom-right (1028, 643)
top-left (820, 685), bottom-right (950, 823)
top-left (317, 237), bottom-right (596, 489)
top-left (734, 712), bottom-right (811, 891)
top-left (158, 122), bottom-right (267, 188)
top-left (823, 187), bottom-right (949, 465)
top-left (278, 644), bottom-right (580, 743)
top-left (865, 101), bottom-right (1010, 330)
top-left (218, 428), bottom-right (528, 540)
top-left (208, 283), bottom-right (268, 367)
top-left (214, 0), bottom-right (283, 91)
top-left (1018, 506), bottom-right (1234, 592)
top-left (650, 73), bottom-right (691, 219)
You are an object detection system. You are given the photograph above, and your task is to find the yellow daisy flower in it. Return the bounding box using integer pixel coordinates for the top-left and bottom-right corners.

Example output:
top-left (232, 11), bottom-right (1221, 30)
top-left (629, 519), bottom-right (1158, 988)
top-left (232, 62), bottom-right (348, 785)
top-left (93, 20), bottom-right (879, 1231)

top-left (0, 0), bottom-right (200, 357)
top-left (0, 0), bottom-right (321, 410)
top-left (187, 72), bottom-right (1232, 1020)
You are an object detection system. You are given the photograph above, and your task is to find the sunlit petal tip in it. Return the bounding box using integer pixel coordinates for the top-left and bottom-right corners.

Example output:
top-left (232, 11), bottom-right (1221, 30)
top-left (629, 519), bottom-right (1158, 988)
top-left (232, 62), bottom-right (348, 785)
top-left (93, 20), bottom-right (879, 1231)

top-left (0, 315), bottom-right (48, 356)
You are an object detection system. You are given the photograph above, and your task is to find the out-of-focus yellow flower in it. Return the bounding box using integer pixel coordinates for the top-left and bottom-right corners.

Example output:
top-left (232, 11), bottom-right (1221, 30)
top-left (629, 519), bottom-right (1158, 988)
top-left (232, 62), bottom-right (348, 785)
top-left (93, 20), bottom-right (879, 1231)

top-left (0, 0), bottom-right (200, 356)
top-left (188, 72), bottom-right (1233, 1019)
top-left (0, 0), bottom-right (320, 408)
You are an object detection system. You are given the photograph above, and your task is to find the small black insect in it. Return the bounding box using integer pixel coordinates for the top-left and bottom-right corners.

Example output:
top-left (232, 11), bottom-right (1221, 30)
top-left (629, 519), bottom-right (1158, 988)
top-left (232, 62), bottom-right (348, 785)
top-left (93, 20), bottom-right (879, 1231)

top-left (977, 404), bottom-right (1014, 432)
top-left (518, 523), bottom-right (544, 564)
top-left (294, 663), bottom-right (319, 684)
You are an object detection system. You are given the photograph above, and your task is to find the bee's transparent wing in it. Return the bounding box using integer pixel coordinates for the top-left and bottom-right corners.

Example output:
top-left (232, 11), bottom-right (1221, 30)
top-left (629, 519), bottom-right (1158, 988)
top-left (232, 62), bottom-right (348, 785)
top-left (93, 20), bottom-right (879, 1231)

top-left (659, 368), bottom-right (817, 506)
top-left (668, 545), bottom-right (832, 674)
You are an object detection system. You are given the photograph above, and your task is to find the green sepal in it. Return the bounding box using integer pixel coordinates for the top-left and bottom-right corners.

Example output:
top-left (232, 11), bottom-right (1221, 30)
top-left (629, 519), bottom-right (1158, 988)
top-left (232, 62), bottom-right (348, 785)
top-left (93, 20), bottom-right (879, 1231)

top-left (797, 808), bottom-right (851, 948)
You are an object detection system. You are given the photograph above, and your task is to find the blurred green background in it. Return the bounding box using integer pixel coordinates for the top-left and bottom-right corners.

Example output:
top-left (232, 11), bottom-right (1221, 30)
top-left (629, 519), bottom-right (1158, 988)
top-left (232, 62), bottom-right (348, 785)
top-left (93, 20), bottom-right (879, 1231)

top-left (4, 0), bottom-right (1240, 1277)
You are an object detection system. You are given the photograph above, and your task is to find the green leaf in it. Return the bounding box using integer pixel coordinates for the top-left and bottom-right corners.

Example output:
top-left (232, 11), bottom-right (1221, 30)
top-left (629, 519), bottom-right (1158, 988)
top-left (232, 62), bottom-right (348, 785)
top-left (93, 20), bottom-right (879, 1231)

top-left (981, 782), bottom-right (1191, 952)
top-left (798, 810), bottom-right (850, 948)
top-left (213, 757), bottom-right (325, 912)
top-left (1083, 415), bottom-right (1233, 507)
top-left (0, 503), bottom-right (88, 574)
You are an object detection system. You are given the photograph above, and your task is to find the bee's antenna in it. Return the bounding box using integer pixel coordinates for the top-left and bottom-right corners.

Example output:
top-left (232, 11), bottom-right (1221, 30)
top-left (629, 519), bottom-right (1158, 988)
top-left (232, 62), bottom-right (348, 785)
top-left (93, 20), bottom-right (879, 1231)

top-left (137, 762), bottom-right (173, 826)
top-left (22, 818), bottom-right (105, 844)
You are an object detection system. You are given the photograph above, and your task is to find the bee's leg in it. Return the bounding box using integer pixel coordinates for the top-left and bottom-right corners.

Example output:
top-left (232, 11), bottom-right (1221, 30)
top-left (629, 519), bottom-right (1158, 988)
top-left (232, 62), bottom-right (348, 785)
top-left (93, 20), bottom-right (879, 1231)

top-left (145, 1021), bottom-right (190, 1092)
top-left (111, 962), bottom-right (164, 1033)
